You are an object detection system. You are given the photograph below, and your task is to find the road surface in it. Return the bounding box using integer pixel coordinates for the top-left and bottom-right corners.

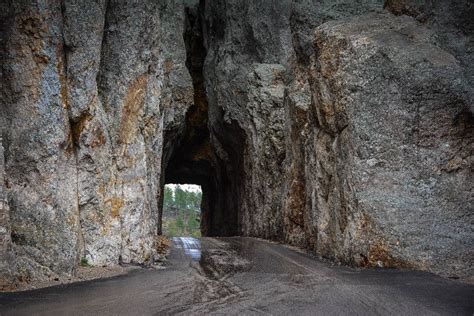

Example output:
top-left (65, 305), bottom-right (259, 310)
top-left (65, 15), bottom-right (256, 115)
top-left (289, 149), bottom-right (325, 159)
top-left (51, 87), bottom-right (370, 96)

top-left (1, 237), bottom-right (473, 315)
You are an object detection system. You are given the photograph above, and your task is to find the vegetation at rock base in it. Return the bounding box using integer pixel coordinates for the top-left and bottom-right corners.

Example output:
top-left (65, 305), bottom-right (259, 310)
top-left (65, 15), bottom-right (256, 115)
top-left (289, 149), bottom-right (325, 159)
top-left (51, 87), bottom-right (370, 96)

top-left (79, 257), bottom-right (90, 267)
top-left (155, 235), bottom-right (171, 257)
top-left (162, 185), bottom-right (202, 237)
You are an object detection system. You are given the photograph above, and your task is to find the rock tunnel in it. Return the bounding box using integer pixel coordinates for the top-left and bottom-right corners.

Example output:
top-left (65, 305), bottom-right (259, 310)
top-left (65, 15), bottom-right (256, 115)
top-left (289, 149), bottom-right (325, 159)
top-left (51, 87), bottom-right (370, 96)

top-left (160, 3), bottom-right (245, 237)
top-left (0, 0), bottom-right (472, 288)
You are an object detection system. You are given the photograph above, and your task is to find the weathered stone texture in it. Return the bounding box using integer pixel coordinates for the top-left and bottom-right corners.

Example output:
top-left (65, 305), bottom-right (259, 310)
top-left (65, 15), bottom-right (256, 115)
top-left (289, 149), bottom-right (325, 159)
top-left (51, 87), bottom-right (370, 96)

top-left (0, 137), bottom-right (14, 289)
top-left (1, 0), bottom-right (81, 281)
top-left (384, 0), bottom-right (474, 105)
top-left (200, 0), bottom-right (473, 279)
top-left (202, 1), bottom-right (293, 240)
top-left (307, 12), bottom-right (473, 277)
top-left (158, 0), bottom-right (194, 235)
top-left (0, 0), bottom-right (192, 282)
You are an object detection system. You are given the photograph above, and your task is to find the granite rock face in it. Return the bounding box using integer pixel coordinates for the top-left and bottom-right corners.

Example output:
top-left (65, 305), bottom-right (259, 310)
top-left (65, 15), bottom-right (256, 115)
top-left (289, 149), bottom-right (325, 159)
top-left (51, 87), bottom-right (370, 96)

top-left (306, 12), bottom-right (473, 276)
top-left (200, 0), bottom-right (473, 279)
top-left (0, 137), bottom-right (14, 288)
top-left (0, 0), bottom-right (192, 285)
top-left (0, 0), bottom-right (472, 286)
top-left (1, 0), bottom-right (83, 282)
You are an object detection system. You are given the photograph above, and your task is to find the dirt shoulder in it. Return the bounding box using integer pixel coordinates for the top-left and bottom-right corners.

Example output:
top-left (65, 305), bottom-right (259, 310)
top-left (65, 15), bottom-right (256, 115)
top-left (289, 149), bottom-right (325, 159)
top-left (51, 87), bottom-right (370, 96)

top-left (2, 265), bottom-right (140, 293)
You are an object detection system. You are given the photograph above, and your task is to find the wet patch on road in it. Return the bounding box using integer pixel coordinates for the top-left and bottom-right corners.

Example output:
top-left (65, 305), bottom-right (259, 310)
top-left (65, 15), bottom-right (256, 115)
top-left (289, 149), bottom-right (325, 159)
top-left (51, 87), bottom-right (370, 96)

top-left (200, 249), bottom-right (251, 276)
top-left (171, 237), bottom-right (252, 312)
top-left (171, 237), bottom-right (202, 261)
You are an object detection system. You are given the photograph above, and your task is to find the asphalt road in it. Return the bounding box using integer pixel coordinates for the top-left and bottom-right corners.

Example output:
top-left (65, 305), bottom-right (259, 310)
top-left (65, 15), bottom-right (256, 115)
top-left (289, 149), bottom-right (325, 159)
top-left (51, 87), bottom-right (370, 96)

top-left (1, 237), bottom-right (473, 315)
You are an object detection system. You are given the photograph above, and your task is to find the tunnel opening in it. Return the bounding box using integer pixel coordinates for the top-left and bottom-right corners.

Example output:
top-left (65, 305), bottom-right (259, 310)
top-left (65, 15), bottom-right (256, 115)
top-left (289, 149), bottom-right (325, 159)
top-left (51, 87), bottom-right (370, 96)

top-left (159, 0), bottom-right (246, 238)
top-left (162, 184), bottom-right (202, 237)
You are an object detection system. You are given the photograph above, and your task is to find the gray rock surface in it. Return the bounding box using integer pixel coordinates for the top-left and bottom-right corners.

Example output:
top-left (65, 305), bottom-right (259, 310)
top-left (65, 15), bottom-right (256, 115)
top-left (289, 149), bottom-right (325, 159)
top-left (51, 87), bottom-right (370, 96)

top-left (200, 0), bottom-right (473, 279)
top-left (1, 0), bottom-right (82, 282)
top-left (0, 0), bottom-right (472, 286)
top-left (0, 137), bottom-right (14, 289)
top-left (305, 12), bottom-right (473, 277)
top-left (0, 0), bottom-right (192, 283)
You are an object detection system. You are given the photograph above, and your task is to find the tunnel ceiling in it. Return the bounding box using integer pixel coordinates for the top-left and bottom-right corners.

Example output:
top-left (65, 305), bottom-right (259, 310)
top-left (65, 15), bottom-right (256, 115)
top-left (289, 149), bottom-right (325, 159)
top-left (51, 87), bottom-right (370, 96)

top-left (165, 3), bottom-right (211, 186)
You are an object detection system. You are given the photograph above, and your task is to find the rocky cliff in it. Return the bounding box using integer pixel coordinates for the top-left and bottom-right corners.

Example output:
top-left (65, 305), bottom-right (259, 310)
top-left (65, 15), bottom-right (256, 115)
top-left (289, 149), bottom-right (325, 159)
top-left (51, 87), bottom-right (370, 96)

top-left (200, 0), bottom-right (473, 278)
top-left (0, 0), bottom-right (192, 284)
top-left (0, 0), bottom-right (472, 287)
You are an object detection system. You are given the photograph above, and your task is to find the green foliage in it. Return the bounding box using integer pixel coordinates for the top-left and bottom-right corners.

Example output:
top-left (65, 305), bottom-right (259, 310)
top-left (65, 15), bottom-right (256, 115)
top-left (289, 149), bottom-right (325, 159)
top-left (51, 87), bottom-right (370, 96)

top-left (79, 257), bottom-right (90, 267)
top-left (176, 212), bottom-right (184, 230)
top-left (175, 187), bottom-right (187, 210)
top-left (163, 186), bottom-right (173, 209)
top-left (162, 185), bottom-right (201, 237)
top-left (187, 210), bottom-right (200, 238)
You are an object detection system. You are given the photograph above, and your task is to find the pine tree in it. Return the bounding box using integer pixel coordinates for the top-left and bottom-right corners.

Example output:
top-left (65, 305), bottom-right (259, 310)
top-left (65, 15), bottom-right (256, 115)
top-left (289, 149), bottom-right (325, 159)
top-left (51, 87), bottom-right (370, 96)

top-left (162, 184), bottom-right (202, 237)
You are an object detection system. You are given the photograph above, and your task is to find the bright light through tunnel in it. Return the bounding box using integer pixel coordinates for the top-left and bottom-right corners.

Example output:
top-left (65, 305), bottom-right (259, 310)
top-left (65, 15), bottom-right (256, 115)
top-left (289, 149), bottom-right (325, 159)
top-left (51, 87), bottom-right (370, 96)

top-left (162, 184), bottom-right (202, 238)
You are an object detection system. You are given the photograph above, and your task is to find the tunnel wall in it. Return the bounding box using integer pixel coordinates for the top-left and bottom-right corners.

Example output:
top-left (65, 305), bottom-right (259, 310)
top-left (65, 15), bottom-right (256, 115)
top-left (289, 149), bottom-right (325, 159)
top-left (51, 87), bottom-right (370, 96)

top-left (200, 0), bottom-right (473, 280)
top-left (0, 0), bottom-right (193, 286)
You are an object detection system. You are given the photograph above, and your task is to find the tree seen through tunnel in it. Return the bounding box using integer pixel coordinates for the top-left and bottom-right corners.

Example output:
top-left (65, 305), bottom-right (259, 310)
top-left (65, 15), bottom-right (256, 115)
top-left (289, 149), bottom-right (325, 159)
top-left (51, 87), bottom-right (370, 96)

top-left (162, 184), bottom-right (202, 237)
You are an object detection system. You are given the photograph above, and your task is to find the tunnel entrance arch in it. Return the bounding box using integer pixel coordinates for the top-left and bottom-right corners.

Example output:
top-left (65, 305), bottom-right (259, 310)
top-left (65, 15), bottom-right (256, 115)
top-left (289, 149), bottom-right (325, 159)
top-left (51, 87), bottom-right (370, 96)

top-left (157, 1), bottom-right (245, 238)
top-left (162, 150), bottom-right (242, 237)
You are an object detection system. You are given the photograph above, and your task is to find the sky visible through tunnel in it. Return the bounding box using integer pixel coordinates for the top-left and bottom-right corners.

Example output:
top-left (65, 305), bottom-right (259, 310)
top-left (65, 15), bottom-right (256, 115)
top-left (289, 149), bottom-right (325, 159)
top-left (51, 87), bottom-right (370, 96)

top-left (166, 184), bottom-right (202, 193)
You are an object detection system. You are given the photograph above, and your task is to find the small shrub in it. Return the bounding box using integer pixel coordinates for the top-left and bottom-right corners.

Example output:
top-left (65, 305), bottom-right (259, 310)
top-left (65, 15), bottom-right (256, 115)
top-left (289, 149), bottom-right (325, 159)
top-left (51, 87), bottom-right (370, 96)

top-left (79, 257), bottom-right (90, 267)
top-left (155, 235), bottom-right (171, 256)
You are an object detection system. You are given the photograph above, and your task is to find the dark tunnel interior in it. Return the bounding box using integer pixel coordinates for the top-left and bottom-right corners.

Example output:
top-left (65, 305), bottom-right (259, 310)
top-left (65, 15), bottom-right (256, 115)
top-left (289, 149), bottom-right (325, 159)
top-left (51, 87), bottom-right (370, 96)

top-left (160, 3), bottom-right (245, 237)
